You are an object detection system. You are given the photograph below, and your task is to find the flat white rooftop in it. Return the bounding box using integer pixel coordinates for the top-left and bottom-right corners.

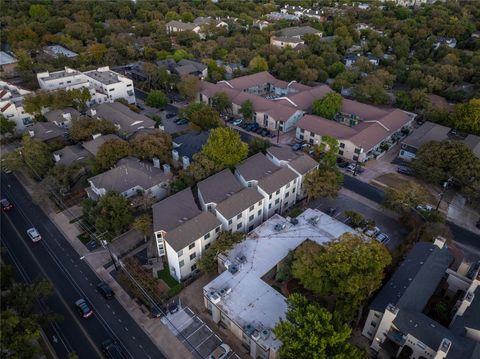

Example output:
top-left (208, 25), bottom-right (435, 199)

top-left (203, 208), bottom-right (354, 352)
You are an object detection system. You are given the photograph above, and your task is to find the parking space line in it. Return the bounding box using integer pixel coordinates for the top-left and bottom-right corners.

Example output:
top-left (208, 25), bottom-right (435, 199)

top-left (185, 323), bottom-right (206, 340)
top-left (194, 332), bottom-right (214, 350)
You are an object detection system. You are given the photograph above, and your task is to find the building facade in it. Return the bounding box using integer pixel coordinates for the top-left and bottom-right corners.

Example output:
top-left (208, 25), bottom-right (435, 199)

top-left (0, 80), bottom-right (34, 132)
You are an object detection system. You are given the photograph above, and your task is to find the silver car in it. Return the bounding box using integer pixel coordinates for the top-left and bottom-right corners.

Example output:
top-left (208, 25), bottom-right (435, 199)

top-left (27, 228), bottom-right (42, 242)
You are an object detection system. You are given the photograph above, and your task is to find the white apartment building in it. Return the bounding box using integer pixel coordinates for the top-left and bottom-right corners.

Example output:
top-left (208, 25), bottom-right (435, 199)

top-left (37, 66), bottom-right (135, 106)
top-left (0, 80), bottom-right (34, 132)
top-left (153, 188), bottom-right (222, 282)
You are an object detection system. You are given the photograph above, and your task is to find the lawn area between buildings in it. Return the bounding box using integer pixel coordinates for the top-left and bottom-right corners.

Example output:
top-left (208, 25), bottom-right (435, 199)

top-left (158, 268), bottom-right (184, 297)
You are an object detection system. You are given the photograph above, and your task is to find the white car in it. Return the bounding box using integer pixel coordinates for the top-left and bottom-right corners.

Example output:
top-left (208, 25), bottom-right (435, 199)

top-left (232, 119), bottom-right (242, 126)
top-left (364, 226), bottom-right (380, 237)
top-left (209, 344), bottom-right (231, 359)
top-left (375, 233), bottom-right (389, 244)
top-left (27, 228), bottom-right (42, 242)
top-left (416, 204), bottom-right (433, 212)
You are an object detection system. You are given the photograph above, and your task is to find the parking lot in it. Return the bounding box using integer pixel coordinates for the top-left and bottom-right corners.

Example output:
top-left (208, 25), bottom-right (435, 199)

top-left (162, 305), bottom-right (240, 359)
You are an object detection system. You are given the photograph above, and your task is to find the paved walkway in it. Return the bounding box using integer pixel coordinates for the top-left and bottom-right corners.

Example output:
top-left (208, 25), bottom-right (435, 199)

top-left (15, 173), bottom-right (194, 359)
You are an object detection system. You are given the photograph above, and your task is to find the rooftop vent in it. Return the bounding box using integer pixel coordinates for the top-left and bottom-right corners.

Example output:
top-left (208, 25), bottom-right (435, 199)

top-left (261, 328), bottom-right (271, 340)
top-left (244, 323), bottom-right (255, 336)
top-left (251, 330), bottom-right (260, 341)
top-left (274, 223), bottom-right (286, 231)
top-left (235, 255), bottom-right (246, 263)
top-left (208, 291), bottom-right (221, 304)
top-left (308, 216), bottom-right (319, 225)
top-left (228, 264), bottom-right (238, 274)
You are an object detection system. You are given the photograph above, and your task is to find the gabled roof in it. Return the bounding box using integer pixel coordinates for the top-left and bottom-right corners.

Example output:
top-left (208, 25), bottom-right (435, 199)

top-left (44, 107), bottom-right (80, 123)
top-left (165, 20), bottom-right (198, 31)
top-left (289, 155), bottom-right (318, 175)
top-left (235, 152), bottom-right (279, 182)
top-left (278, 26), bottom-right (321, 38)
top-left (197, 169), bottom-right (244, 205)
top-left (82, 134), bottom-right (124, 156)
top-left (0, 51), bottom-right (17, 66)
top-left (28, 122), bottom-right (66, 142)
top-left (402, 121), bottom-right (450, 149)
top-left (88, 157), bottom-right (171, 195)
top-left (53, 145), bottom-right (91, 166)
top-left (216, 187), bottom-right (264, 220)
top-left (258, 167), bottom-right (298, 194)
top-left (266, 147), bottom-right (298, 162)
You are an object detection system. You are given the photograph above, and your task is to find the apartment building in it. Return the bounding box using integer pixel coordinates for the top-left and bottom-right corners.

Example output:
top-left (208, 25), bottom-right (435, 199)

top-left (362, 237), bottom-right (480, 359)
top-left (203, 208), bottom-right (354, 359)
top-left (197, 169), bottom-right (264, 233)
top-left (296, 100), bottom-right (415, 162)
top-left (37, 66), bottom-right (135, 105)
top-left (152, 188), bottom-right (222, 282)
top-left (0, 51), bottom-right (18, 78)
top-left (0, 80), bottom-right (34, 132)
top-left (86, 157), bottom-right (172, 200)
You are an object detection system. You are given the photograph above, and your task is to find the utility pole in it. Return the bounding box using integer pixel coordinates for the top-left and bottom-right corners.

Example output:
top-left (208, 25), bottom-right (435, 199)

top-left (100, 237), bottom-right (119, 271)
top-left (436, 179), bottom-right (451, 211)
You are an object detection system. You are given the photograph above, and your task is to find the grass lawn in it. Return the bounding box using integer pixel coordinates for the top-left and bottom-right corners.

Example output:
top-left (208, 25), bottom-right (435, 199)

top-left (77, 232), bottom-right (91, 244)
top-left (375, 173), bottom-right (438, 204)
top-left (286, 207), bottom-right (304, 218)
top-left (157, 268), bottom-right (179, 288)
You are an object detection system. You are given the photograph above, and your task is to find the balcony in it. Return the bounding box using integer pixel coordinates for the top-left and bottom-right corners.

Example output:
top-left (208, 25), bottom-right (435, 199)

top-left (386, 329), bottom-right (406, 346)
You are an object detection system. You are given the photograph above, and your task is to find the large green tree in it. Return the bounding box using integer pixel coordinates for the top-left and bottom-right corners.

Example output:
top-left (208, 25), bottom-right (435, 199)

top-left (292, 233), bottom-right (391, 320)
top-left (211, 92), bottom-right (231, 114)
top-left (303, 167), bottom-right (343, 204)
top-left (452, 98), bottom-right (480, 135)
top-left (198, 232), bottom-right (245, 273)
top-left (274, 293), bottom-right (363, 359)
top-left (201, 127), bottom-right (249, 168)
top-left (70, 117), bottom-right (116, 142)
top-left (0, 115), bottom-right (16, 135)
top-left (384, 182), bottom-right (431, 214)
top-left (95, 139), bottom-right (131, 171)
top-left (239, 100), bottom-right (253, 121)
top-left (248, 55), bottom-right (268, 73)
top-left (177, 75), bottom-right (200, 101)
top-left (145, 90), bottom-right (168, 108)
top-left (131, 131), bottom-right (172, 163)
top-left (312, 92), bottom-right (342, 120)
top-left (182, 102), bottom-right (221, 130)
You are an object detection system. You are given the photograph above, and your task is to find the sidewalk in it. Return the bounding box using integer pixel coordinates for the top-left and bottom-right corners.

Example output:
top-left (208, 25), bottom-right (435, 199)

top-left (15, 173), bottom-right (194, 359)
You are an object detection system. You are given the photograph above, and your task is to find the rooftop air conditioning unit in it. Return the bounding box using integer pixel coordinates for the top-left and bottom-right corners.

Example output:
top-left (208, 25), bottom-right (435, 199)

top-left (208, 291), bottom-right (221, 304)
top-left (308, 216), bottom-right (320, 225)
top-left (244, 323), bottom-right (255, 336)
top-left (274, 223), bottom-right (286, 231)
top-left (261, 328), bottom-right (271, 340)
top-left (251, 330), bottom-right (260, 341)
top-left (228, 264), bottom-right (238, 274)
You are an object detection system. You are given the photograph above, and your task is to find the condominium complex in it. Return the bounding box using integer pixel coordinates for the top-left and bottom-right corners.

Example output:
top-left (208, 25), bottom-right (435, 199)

top-left (0, 80), bottom-right (34, 132)
top-left (37, 66), bottom-right (135, 105)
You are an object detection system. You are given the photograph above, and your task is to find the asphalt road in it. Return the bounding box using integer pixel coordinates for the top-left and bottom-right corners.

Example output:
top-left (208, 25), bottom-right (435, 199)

top-left (342, 174), bottom-right (480, 251)
top-left (0, 174), bottom-right (166, 359)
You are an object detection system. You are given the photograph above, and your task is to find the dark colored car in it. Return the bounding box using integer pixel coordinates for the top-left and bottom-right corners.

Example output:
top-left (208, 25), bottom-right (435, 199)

top-left (326, 207), bottom-right (337, 216)
top-left (101, 339), bottom-right (126, 359)
top-left (1, 198), bottom-right (13, 211)
top-left (175, 118), bottom-right (189, 126)
top-left (165, 112), bottom-right (176, 119)
top-left (255, 127), bottom-right (263, 134)
top-left (292, 143), bottom-right (302, 151)
top-left (397, 166), bottom-right (414, 176)
top-left (248, 123), bottom-right (259, 132)
top-left (75, 299), bottom-right (93, 318)
top-left (97, 281), bottom-right (114, 299)
top-left (261, 129), bottom-right (270, 137)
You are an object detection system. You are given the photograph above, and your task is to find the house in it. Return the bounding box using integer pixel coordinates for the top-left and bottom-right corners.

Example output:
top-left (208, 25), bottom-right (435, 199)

top-left (197, 169), bottom-right (264, 233)
top-left (433, 37), bottom-right (457, 50)
top-left (362, 237), bottom-right (480, 359)
top-left (172, 131), bottom-right (209, 165)
top-left (37, 66), bottom-right (135, 105)
top-left (252, 20), bottom-right (271, 30)
top-left (367, 53), bottom-right (380, 66)
top-left (198, 72), bottom-right (331, 133)
top-left (204, 208), bottom-right (355, 359)
top-left (43, 45), bottom-right (79, 59)
top-left (152, 188), bottom-right (222, 282)
top-left (266, 12), bottom-right (300, 21)
top-left (53, 145), bottom-right (92, 166)
top-left (297, 103), bottom-right (415, 162)
top-left (271, 26), bottom-right (322, 49)
top-left (235, 153), bottom-right (299, 219)
top-left (156, 59), bottom-right (208, 80)
top-left (44, 107), bottom-right (80, 129)
top-left (27, 122), bottom-right (67, 143)
top-left (344, 53), bottom-right (361, 67)
top-left (86, 157), bottom-right (172, 200)
top-left (0, 51), bottom-right (18, 78)
top-left (270, 36), bottom-right (305, 49)
top-left (280, 5), bottom-right (324, 21)
top-left (399, 122), bottom-right (480, 161)
top-left (0, 80), bottom-right (34, 132)
top-left (87, 102), bottom-right (155, 137)
top-left (166, 17), bottom-right (227, 38)
top-left (215, 61), bottom-right (245, 79)
top-left (82, 133), bottom-right (125, 157)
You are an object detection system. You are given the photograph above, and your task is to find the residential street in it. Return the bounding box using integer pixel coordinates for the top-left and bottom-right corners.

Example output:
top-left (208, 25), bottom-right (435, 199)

top-left (0, 173), bottom-right (166, 359)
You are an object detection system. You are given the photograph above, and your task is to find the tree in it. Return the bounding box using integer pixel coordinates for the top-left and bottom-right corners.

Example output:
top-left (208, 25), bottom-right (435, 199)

top-left (239, 100), bottom-right (253, 121)
top-left (145, 90), bottom-right (168, 108)
top-left (177, 75), bottom-right (200, 100)
top-left (344, 210), bottom-right (364, 228)
top-left (248, 55), bottom-right (268, 73)
top-left (45, 163), bottom-right (81, 194)
top-left (292, 233), bottom-right (391, 320)
top-left (211, 92), bottom-right (231, 114)
top-left (274, 294), bottom-right (363, 359)
top-left (178, 153), bottom-right (224, 188)
top-left (198, 232), bottom-right (245, 273)
top-left (95, 139), bottom-right (131, 171)
top-left (131, 131), bottom-right (172, 163)
top-left (303, 167), bottom-right (343, 204)
top-left (384, 182), bottom-right (430, 214)
top-left (412, 141), bottom-right (480, 201)
top-left (202, 127), bottom-right (249, 168)
top-left (133, 214), bottom-right (152, 242)
top-left (70, 117), bottom-right (116, 142)
top-left (452, 98), bottom-right (480, 135)
top-left (0, 115), bottom-right (16, 135)
top-left (315, 136), bottom-right (339, 168)
top-left (312, 93), bottom-right (342, 120)
top-left (182, 102), bottom-right (221, 130)
top-left (29, 4), bottom-right (49, 21)
top-left (82, 192), bottom-right (133, 236)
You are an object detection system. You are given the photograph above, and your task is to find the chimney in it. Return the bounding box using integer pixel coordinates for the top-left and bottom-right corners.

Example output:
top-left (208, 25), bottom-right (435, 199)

top-left (62, 112), bottom-right (72, 121)
top-left (433, 236), bottom-right (446, 249)
top-left (163, 164), bottom-right (171, 174)
top-left (53, 153), bottom-right (61, 162)
top-left (90, 109), bottom-right (97, 116)
top-left (182, 156), bottom-right (190, 169)
top-left (152, 157), bottom-right (160, 168)
top-left (28, 130), bottom-right (35, 137)
top-left (172, 149), bottom-right (179, 161)
top-left (92, 133), bottom-right (102, 140)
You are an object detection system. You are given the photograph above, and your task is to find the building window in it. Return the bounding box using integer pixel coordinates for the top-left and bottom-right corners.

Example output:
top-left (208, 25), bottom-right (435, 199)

top-left (216, 226), bottom-right (220, 233)
top-left (127, 84), bottom-right (132, 87)
top-left (276, 190), bottom-right (280, 195)
top-left (275, 198), bottom-right (280, 205)
top-left (190, 253), bottom-right (196, 260)
top-left (189, 243), bottom-right (195, 250)
top-left (237, 213), bottom-right (242, 220)
top-left (340, 143), bottom-right (345, 148)
top-left (191, 264), bottom-right (197, 272)
top-left (299, 134), bottom-right (304, 140)
top-left (177, 249), bottom-right (183, 257)
top-left (339, 150), bottom-right (344, 155)
top-left (228, 219), bottom-right (233, 225)
top-left (237, 223), bottom-right (242, 230)
top-left (285, 191), bottom-right (289, 198)
top-left (205, 243), bottom-right (211, 250)
top-left (284, 201), bottom-right (288, 207)
top-left (269, 204), bottom-right (272, 209)
top-left (354, 148), bottom-right (361, 154)
top-left (269, 194), bottom-right (272, 199)
top-left (310, 131), bottom-right (315, 137)
top-left (286, 183), bottom-right (290, 188)
top-left (109, 88), bottom-right (115, 92)
top-left (249, 205), bottom-right (254, 211)
top-left (249, 214), bottom-right (254, 221)
top-left (258, 210), bottom-right (262, 216)
top-left (299, 128), bottom-right (304, 133)
top-left (370, 321), bottom-right (377, 328)
top-left (353, 155), bottom-right (358, 161)
top-left (374, 313), bottom-right (380, 318)
top-left (179, 260), bottom-right (184, 267)
top-left (204, 233), bottom-right (210, 240)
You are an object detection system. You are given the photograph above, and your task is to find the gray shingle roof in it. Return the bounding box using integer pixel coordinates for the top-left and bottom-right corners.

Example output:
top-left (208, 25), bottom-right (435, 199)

top-left (278, 26), bottom-right (321, 37)
top-left (88, 157), bottom-right (171, 194)
top-left (53, 145), bottom-right (92, 166)
top-left (82, 134), bottom-right (124, 156)
top-left (258, 167), bottom-right (298, 194)
top-left (215, 187), bottom-right (263, 220)
top-left (44, 107), bottom-right (80, 123)
top-left (235, 153), bottom-right (279, 182)
top-left (288, 155), bottom-right (318, 175)
top-left (197, 169), bottom-right (244, 205)
top-left (28, 122), bottom-right (67, 142)
top-left (402, 121), bottom-right (450, 149)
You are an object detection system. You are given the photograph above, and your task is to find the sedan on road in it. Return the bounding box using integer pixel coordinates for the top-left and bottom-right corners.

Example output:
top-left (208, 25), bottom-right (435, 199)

top-left (75, 298), bottom-right (93, 318)
top-left (1, 198), bottom-right (13, 211)
top-left (26, 227), bottom-right (42, 242)
top-left (97, 281), bottom-right (114, 299)
top-left (232, 119), bottom-right (242, 126)
top-left (101, 339), bottom-right (126, 359)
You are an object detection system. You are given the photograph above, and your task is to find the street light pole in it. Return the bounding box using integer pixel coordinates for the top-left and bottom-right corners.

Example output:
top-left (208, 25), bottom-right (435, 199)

top-left (101, 239), bottom-right (119, 271)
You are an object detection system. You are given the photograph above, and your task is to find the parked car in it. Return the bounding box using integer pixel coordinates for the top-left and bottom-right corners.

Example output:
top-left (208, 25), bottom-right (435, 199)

top-left (101, 339), bottom-right (126, 359)
top-left (292, 143), bottom-right (302, 151)
top-left (397, 166), bottom-right (413, 176)
top-left (97, 281), bottom-right (114, 299)
top-left (326, 207), bottom-right (337, 216)
top-left (209, 344), bottom-right (232, 359)
top-left (27, 228), bottom-right (42, 242)
top-left (261, 129), bottom-right (270, 137)
top-left (346, 164), bottom-right (357, 173)
top-left (75, 299), bottom-right (93, 318)
top-left (247, 123), bottom-right (259, 132)
top-left (375, 233), bottom-right (390, 244)
top-left (268, 131), bottom-right (276, 138)
top-left (1, 198), bottom-right (13, 211)
top-left (165, 112), bottom-right (176, 119)
top-left (416, 204), bottom-right (434, 212)
top-left (175, 118), bottom-right (189, 126)
top-left (232, 119), bottom-right (242, 126)
top-left (364, 226), bottom-right (380, 237)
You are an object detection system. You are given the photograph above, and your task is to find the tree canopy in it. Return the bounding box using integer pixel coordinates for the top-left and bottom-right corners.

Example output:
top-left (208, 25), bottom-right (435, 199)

top-left (302, 167), bottom-right (342, 204)
top-left (248, 55), bottom-right (268, 73)
top-left (23, 88), bottom-right (91, 115)
top-left (95, 139), bottom-right (132, 171)
top-left (0, 115), bottom-right (16, 135)
top-left (145, 90), bottom-right (168, 108)
top-left (312, 93), bottom-right (342, 120)
top-left (239, 100), bottom-right (253, 121)
top-left (274, 293), bottom-right (364, 359)
top-left (198, 232), bottom-right (245, 273)
top-left (177, 75), bottom-right (200, 100)
top-left (201, 127), bottom-right (249, 168)
top-left (131, 131), bottom-right (172, 164)
top-left (70, 117), bottom-right (116, 142)
top-left (182, 102), bottom-right (221, 130)
top-left (452, 98), bottom-right (480, 135)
